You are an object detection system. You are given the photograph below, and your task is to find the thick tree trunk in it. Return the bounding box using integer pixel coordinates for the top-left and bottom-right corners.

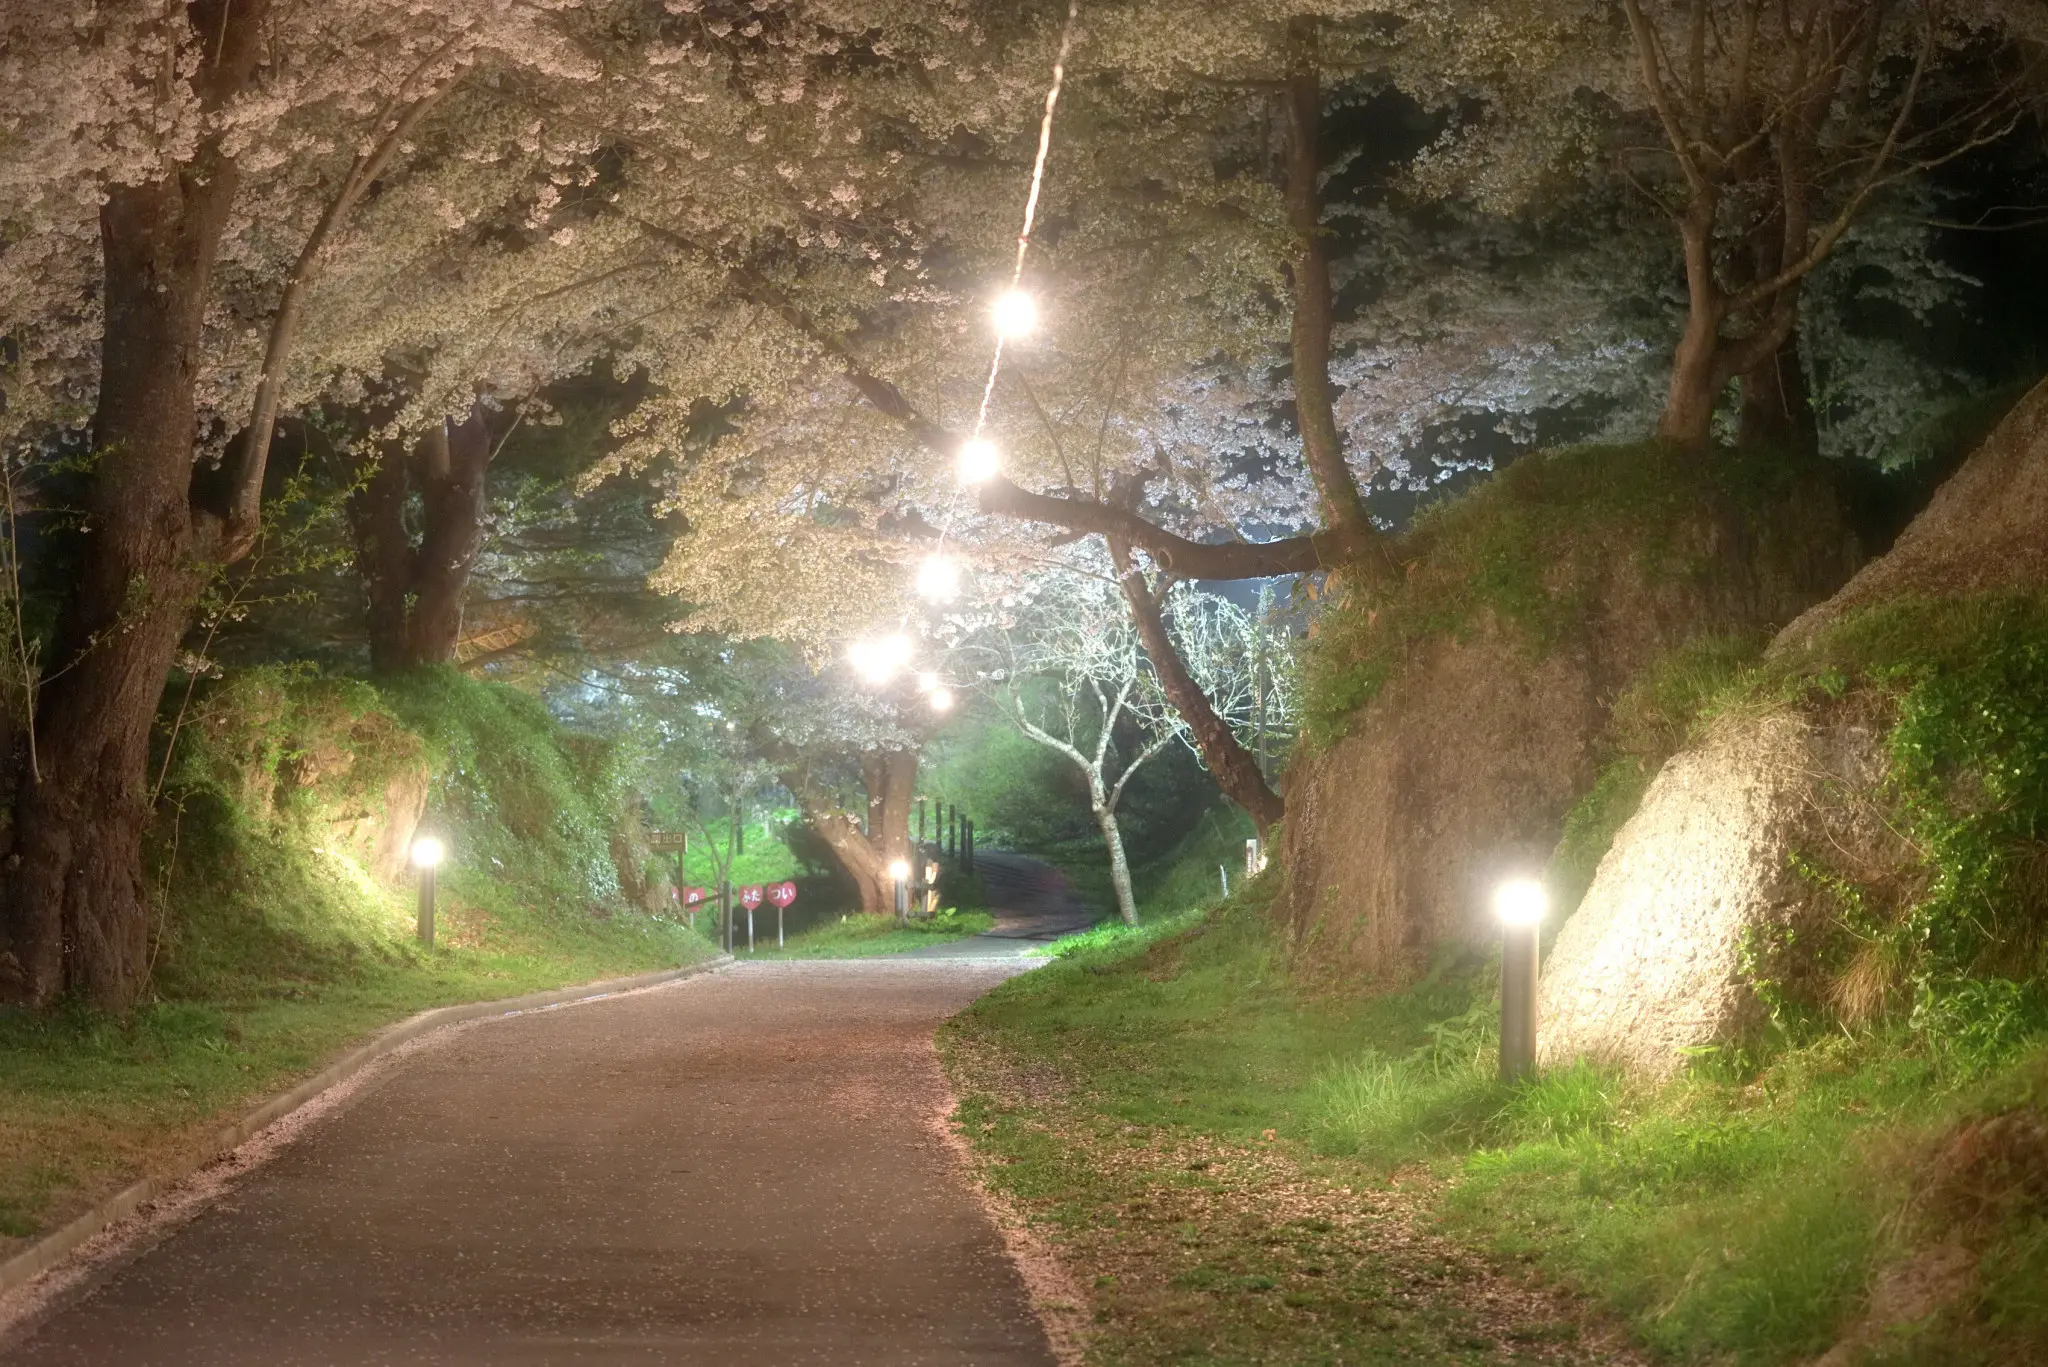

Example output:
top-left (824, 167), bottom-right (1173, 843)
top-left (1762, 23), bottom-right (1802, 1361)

top-left (408, 409), bottom-right (493, 664)
top-left (1094, 801), bottom-right (1139, 927)
top-left (347, 437), bottom-right (417, 674)
top-left (0, 0), bottom-right (274, 1009)
top-left (1661, 203), bottom-right (1729, 447)
top-left (787, 749), bottom-right (917, 917)
top-left (1283, 21), bottom-right (1375, 547)
top-left (346, 403), bottom-right (496, 673)
top-left (1738, 327), bottom-right (1817, 452)
top-left (1112, 546), bottom-right (1284, 836)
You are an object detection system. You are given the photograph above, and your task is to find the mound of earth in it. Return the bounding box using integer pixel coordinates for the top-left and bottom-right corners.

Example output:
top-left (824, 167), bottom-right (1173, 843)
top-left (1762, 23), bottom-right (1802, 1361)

top-left (1276, 443), bottom-right (1862, 982)
top-left (1541, 377), bottom-right (2048, 1075)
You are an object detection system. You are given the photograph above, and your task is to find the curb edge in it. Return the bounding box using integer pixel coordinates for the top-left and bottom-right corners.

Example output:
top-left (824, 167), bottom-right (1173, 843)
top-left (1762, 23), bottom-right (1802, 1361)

top-left (0, 953), bottom-right (732, 1300)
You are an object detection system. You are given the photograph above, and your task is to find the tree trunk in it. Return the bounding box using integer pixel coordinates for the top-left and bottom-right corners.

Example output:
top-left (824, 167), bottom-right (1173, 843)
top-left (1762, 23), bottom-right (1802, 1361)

top-left (1283, 20), bottom-right (1375, 546)
top-left (1094, 802), bottom-right (1139, 927)
top-left (857, 746), bottom-right (918, 913)
top-left (1661, 200), bottom-right (1728, 447)
top-left (0, 1), bottom-right (270, 1008)
top-left (787, 749), bottom-right (917, 917)
top-left (1737, 327), bottom-right (1817, 452)
top-left (1112, 547), bottom-right (1284, 836)
top-left (345, 402), bottom-right (496, 673)
top-left (408, 408), bottom-right (494, 664)
top-left (346, 436), bottom-right (417, 674)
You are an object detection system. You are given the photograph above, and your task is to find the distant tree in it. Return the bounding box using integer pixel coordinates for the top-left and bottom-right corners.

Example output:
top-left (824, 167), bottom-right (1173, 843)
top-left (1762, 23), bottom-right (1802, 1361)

top-left (954, 568), bottom-right (1182, 926)
top-left (1396, 0), bottom-right (2038, 447)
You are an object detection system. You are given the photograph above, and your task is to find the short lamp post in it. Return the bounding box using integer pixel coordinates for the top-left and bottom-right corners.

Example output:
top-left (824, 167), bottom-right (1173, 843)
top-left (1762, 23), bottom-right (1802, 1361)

top-left (1493, 878), bottom-right (1548, 1085)
top-left (411, 834), bottom-right (445, 948)
top-left (888, 858), bottom-right (911, 923)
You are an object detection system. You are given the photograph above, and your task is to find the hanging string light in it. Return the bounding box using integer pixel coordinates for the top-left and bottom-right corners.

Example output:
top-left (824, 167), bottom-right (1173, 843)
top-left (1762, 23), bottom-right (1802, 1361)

top-left (846, 2), bottom-right (1082, 700)
top-left (916, 554), bottom-right (964, 602)
top-left (955, 438), bottom-right (1001, 486)
top-left (848, 632), bottom-right (913, 684)
top-left (991, 288), bottom-right (1038, 340)
top-left (960, 0), bottom-right (1081, 480)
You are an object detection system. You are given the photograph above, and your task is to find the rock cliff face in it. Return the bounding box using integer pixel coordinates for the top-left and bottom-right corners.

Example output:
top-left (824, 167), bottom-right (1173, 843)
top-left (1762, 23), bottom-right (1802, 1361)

top-left (1276, 445), bottom-right (1862, 982)
top-left (1541, 377), bottom-right (2048, 1075)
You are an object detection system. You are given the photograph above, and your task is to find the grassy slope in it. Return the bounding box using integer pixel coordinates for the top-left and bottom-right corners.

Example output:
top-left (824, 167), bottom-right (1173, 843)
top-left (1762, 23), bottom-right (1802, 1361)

top-left (0, 668), bottom-right (717, 1250)
top-left (946, 893), bottom-right (2048, 1365)
top-left (730, 909), bottom-right (996, 959)
top-left (945, 587), bottom-right (2048, 1364)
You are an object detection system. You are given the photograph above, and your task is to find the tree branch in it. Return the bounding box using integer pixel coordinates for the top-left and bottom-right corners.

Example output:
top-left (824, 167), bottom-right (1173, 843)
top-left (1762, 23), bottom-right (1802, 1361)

top-left (225, 42), bottom-right (466, 559)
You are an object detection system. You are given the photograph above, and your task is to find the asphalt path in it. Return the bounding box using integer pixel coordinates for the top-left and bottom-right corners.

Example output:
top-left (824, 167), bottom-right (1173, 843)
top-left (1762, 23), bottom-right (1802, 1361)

top-left (2, 954), bottom-right (1062, 1365)
top-left (894, 854), bottom-right (1098, 959)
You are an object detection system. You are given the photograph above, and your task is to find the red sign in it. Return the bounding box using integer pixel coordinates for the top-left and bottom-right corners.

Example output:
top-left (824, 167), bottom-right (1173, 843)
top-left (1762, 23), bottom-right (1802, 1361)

top-left (738, 884), bottom-right (765, 909)
top-left (768, 881), bottom-right (797, 908)
top-left (683, 886), bottom-right (707, 906)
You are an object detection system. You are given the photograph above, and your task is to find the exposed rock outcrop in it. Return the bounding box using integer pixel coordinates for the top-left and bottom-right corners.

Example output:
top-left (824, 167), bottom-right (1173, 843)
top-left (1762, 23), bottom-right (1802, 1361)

top-left (1277, 445), bottom-right (1862, 981)
top-left (1541, 377), bottom-right (2048, 1075)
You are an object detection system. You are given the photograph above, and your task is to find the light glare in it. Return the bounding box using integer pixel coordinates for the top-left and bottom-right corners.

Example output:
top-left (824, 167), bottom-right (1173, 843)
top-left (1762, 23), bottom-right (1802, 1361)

top-left (957, 438), bottom-right (1000, 485)
top-left (848, 633), bottom-right (915, 686)
top-left (1493, 878), bottom-right (1548, 927)
top-left (929, 685), bottom-right (955, 712)
top-left (915, 555), bottom-right (962, 602)
top-left (410, 835), bottom-right (445, 870)
top-left (887, 858), bottom-right (911, 882)
top-left (992, 288), bottom-right (1038, 339)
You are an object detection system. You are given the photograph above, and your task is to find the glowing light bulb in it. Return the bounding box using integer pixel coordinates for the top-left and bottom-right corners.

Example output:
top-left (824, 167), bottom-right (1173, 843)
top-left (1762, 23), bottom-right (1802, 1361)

top-left (915, 554), bottom-right (962, 603)
top-left (410, 835), bottom-right (445, 869)
top-left (992, 288), bottom-right (1037, 339)
top-left (887, 858), bottom-right (911, 883)
top-left (957, 438), bottom-right (1000, 485)
top-left (929, 685), bottom-right (955, 712)
top-left (1492, 878), bottom-right (1549, 927)
top-left (849, 633), bottom-right (913, 685)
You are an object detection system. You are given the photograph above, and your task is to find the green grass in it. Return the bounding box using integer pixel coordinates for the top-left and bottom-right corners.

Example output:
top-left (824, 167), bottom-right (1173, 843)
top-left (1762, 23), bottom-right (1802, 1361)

top-left (945, 895), bottom-right (2048, 1364)
top-left (731, 908), bottom-right (995, 959)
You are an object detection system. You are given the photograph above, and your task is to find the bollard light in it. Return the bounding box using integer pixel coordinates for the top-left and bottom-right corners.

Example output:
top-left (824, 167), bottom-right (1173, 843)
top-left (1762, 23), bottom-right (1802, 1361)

top-left (1493, 878), bottom-right (1549, 1084)
top-left (888, 857), bottom-right (911, 923)
top-left (410, 834), bottom-right (444, 947)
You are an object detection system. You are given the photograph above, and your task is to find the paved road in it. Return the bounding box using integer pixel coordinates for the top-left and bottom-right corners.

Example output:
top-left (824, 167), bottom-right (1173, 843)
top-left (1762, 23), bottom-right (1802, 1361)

top-left (1, 959), bottom-right (1057, 1366)
top-left (894, 854), bottom-right (1098, 960)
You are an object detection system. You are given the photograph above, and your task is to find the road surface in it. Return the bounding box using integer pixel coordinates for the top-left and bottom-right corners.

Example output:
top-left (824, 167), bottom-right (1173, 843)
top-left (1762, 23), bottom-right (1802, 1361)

top-left (895, 854), bottom-right (1098, 959)
top-left (1, 957), bottom-right (1060, 1365)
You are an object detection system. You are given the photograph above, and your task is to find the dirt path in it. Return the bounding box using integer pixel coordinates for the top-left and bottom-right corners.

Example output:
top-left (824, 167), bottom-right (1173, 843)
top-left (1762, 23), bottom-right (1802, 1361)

top-left (0, 960), bottom-right (1057, 1366)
